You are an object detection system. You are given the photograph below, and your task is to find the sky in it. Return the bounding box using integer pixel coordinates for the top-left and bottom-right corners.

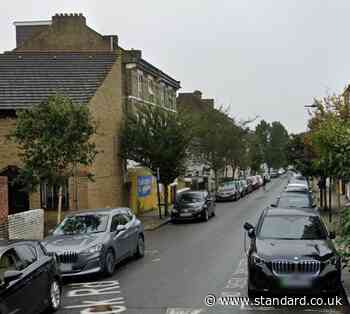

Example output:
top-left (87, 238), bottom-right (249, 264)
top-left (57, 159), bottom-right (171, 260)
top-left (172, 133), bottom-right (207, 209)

top-left (1, 0), bottom-right (350, 133)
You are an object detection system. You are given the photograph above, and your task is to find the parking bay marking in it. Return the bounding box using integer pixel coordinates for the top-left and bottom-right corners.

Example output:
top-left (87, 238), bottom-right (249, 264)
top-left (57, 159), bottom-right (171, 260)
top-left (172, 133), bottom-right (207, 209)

top-left (64, 280), bottom-right (126, 313)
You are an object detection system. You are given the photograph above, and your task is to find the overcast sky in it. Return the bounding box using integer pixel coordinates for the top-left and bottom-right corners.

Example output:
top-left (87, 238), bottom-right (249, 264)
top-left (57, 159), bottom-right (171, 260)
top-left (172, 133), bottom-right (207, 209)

top-left (1, 0), bottom-right (350, 133)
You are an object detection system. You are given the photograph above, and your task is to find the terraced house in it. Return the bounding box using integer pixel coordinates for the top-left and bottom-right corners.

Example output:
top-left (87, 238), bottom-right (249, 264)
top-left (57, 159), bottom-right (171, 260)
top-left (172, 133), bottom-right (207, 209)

top-left (0, 13), bottom-right (180, 220)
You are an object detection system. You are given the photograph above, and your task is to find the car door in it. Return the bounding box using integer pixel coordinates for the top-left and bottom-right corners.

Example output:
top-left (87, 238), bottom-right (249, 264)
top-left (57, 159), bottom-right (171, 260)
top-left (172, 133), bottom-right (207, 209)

top-left (17, 244), bottom-right (50, 312)
top-left (110, 214), bottom-right (129, 261)
top-left (123, 210), bottom-right (139, 254)
top-left (0, 246), bottom-right (36, 314)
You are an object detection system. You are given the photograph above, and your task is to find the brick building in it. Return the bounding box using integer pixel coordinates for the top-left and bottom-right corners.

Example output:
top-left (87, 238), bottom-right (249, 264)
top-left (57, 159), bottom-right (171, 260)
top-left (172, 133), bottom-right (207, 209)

top-left (176, 90), bottom-right (216, 191)
top-left (0, 13), bottom-right (180, 217)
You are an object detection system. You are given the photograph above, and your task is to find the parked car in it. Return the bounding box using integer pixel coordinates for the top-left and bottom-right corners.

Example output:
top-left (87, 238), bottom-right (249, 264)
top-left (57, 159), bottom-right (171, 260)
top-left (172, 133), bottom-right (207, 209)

top-left (234, 180), bottom-right (245, 198)
top-left (240, 179), bottom-right (249, 196)
top-left (0, 240), bottom-right (62, 314)
top-left (216, 181), bottom-right (240, 201)
top-left (285, 183), bottom-right (309, 193)
top-left (43, 207), bottom-right (145, 277)
top-left (248, 176), bottom-right (260, 190)
top-left (244, 208), bottom-right (340, 297)
top-left (270, 170), bottom-right (279, 178)
top-left (172, 190), bottom-right (215, 222)
top-left (256, 175), bottom-right (264, 187)
top-left (246, 177), bottom-right (254, 193)
top-left (272, 192), bottom-right (317, 211)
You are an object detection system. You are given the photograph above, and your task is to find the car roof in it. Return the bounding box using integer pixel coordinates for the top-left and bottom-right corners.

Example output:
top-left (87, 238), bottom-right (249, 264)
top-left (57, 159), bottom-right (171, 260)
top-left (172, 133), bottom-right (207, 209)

top-left (66, 207), bottom-right (132, 216)
top-left (265, 207), bottom-right (318, 216)
top-left (281, 191), bottom-right (310, 197)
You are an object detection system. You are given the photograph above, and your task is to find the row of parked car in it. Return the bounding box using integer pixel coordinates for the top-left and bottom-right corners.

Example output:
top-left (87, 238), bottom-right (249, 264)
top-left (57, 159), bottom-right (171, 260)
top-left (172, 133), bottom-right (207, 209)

top-left (244, 172), bottom-right (341, 297)
top-left (170, 173), bottom-right (279, 223)
top-left (0, 207), bottom-right (146, 313)
top-left (215, 174), bottom-right (271, 201)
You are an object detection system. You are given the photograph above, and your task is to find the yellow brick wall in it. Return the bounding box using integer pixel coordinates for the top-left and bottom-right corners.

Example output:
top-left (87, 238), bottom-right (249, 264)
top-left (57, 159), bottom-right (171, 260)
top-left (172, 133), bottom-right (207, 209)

top-left (86, 53), bottom-right (127, 209)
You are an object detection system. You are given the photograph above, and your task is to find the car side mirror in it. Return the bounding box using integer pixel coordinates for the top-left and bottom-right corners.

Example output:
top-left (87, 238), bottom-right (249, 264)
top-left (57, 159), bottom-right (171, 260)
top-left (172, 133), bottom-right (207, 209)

top-left (329, 231), bottom-right (336, 239)
top-left (312, 204), bottom-right (317, 208)
top-left (270, 203), bottom-right (277, 208)
top-left (116, 224), bottom-right (126, 233)
top-left (3, 270), bottom-right (22, 286)
top-left (244, 222), bottom-right (254, 231)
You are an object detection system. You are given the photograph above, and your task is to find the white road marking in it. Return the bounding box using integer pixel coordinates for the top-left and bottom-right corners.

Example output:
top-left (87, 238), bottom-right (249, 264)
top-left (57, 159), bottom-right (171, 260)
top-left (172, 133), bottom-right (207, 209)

top-left (166, 308), bottom-right (203, 314)
top-left (152, 258), bottom-right (161, 262)
top-left (64, 280), bottom-right (127, 313)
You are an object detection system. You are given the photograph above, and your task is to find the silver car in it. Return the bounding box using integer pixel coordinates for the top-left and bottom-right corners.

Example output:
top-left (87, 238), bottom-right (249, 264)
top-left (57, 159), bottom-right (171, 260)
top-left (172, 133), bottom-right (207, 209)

top-left (43, 207), bottom-right (145, 277)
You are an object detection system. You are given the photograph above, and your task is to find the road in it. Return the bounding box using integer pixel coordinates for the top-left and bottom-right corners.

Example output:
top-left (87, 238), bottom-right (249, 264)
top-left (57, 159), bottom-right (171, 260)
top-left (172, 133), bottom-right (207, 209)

top-left (58, 176), bottom-right (349, 314)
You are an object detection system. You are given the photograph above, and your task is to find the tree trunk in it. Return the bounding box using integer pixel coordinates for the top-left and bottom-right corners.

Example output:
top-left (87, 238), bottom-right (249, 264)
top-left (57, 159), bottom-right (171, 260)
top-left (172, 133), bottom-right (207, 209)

top-left (57, 185), bottom-right (63, 224)
top-left (337, 179), bottom-right (341, 212)
top-left (164, 184), bottom-right (169, 217)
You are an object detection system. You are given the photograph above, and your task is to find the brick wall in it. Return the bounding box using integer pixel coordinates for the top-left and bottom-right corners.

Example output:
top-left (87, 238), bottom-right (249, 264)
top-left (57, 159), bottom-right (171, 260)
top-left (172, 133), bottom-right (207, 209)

top-left (0, 209), bottom-right (44, 240)
top-left (16, 14), bottom-right (116, 52)
top-left (86, 52), bottom-right (127, 208)
top-left (0, 176), bottom-right (8, 224)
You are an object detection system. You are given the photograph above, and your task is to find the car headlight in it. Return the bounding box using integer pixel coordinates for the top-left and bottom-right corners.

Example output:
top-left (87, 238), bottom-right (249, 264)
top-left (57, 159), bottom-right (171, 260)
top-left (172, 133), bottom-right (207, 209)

top-left (324, 255), bottom-right (338, 266)
top-left (82, 243), bottom-right (103, 254)
top-left (195, 206), bottom-right (204, 212)
top-left (251, 253), bottom-right (266, 266)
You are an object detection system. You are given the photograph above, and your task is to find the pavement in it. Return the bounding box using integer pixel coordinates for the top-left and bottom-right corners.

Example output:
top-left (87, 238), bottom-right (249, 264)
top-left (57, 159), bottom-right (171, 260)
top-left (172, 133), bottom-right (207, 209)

top-left (137, 208), bottom-right (171, 231)
top-left (57, 176), bottom-right (350, 314)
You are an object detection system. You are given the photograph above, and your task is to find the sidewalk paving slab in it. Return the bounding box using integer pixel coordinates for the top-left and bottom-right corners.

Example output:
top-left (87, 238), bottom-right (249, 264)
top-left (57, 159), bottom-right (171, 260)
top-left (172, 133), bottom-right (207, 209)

top-left (137, 208), bottom-right (172, 231)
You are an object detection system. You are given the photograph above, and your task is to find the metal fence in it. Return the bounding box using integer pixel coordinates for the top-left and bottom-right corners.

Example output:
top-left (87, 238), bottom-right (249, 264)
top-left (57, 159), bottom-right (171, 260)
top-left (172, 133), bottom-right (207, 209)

top-left (0, 209), bottom-right (44, 240)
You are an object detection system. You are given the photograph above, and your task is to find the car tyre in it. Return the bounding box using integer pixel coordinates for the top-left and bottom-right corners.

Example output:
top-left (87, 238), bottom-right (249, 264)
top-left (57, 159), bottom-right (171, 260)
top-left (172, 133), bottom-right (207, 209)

top-left (104, 249), bottom-right (115, 277)
top-left (135, 235), bottom-right (145, 258)
top-left (47, 278), bottom-right (62, 312)
top-left (203, 209), bottom-right (209, 222)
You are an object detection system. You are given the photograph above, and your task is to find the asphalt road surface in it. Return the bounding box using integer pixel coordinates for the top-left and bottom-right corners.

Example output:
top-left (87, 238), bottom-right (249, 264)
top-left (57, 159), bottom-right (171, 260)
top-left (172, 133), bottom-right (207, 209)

top-left (58, 176), bottom-right (350, 314)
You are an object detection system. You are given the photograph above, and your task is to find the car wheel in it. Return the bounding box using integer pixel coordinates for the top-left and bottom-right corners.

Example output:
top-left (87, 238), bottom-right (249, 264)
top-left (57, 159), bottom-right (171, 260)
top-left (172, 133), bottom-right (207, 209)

top-left (203, 209), bottom-right (209, 222)
top-left (135, 235), bottom-right (145, 258)
top-left (47, 278), bottom-right (61, 312)
top-left (104, 249), bottom-right (115, 277)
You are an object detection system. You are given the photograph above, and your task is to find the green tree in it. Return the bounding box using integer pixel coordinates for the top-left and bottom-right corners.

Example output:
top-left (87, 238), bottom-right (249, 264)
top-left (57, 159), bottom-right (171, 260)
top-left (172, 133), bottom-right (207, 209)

top-left (269, 121), bottom-right (289, 169)
top-left (120, 104), bottom-right (193, 216)
top-left (255, 120), bottom-right (272, 170)
top-left (9, 95), bottom-right (98, 223)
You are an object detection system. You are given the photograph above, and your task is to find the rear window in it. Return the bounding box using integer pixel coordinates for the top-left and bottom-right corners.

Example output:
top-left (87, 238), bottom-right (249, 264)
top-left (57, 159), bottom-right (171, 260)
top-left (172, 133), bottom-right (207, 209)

top-left (177, 192), bottom-right (204, 203)
top-left (277, 195), bottom-right (312, 208)
top-left (258, 215), bottom-right (327, 240)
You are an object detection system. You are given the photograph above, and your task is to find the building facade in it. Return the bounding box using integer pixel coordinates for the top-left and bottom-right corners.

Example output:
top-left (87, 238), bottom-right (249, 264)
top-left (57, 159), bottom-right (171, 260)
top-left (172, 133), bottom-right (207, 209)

top-left (0, 13), bottom-right (180, 217)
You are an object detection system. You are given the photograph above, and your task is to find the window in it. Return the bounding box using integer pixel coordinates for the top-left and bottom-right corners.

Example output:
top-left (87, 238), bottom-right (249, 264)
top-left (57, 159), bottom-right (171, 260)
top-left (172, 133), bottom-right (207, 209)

top-left (110, 213), bottom-right (130, 232)
top-left (0, 248), bottom-right (19, 285)
top-left (41, 181), bottom-right (69, 210)
top-left (14, 245), bottom-right (37, 270)
top-left (258, 215), bottom-right (327, 240)
top-left (137, 72), bottom-right (143, 98)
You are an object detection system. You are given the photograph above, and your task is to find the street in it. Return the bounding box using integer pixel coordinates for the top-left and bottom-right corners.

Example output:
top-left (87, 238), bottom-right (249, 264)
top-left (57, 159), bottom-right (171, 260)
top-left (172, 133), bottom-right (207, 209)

top-left (58, 177), bottom-right (349, 314)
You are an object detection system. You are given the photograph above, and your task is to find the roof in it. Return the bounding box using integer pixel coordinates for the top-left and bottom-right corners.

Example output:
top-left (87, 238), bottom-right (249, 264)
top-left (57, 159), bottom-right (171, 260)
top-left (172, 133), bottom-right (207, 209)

top-left (65, 207), bottom-right (131, 216)
top-left (265, 208), bottom-right (318, 216)
top-left (0, 52), bottom-right (117, 110)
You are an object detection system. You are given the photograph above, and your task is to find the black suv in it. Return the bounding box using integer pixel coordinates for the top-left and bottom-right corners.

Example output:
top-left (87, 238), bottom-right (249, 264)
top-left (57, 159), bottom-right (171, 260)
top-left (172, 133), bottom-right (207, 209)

top-left (244, 208), bottom-right (341, 297)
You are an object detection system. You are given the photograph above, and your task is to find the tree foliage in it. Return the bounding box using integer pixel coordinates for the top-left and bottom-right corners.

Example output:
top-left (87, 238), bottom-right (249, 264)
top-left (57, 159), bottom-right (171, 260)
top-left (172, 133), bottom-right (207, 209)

top-left (9, 95), bottom-right (98, 221)
top-left (120, 104), bottom-right (193, 213)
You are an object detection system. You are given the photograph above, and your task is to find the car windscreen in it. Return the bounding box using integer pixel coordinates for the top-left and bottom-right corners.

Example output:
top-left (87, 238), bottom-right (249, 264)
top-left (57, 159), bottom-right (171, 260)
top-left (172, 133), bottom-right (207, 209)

top-left (277, 195), bottom-right (312, 208)
top-left (218, 182), bottom-right (235, 190)
top-left (177, 193), bottom-right (204, 203)
top-left (258, 215), bottom-right (327, 240)
top-left (54, 214), bottom-right (109, 235)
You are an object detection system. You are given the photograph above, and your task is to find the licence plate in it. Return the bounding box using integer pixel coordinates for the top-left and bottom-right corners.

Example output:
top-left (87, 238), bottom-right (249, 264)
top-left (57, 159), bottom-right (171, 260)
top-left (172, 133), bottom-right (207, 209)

top-left (280, 276), bottom-right (311, 288)
top-left (60, 264), bottom-right (73, 272)
top-left (180, 213), bottom-right (192, 217)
